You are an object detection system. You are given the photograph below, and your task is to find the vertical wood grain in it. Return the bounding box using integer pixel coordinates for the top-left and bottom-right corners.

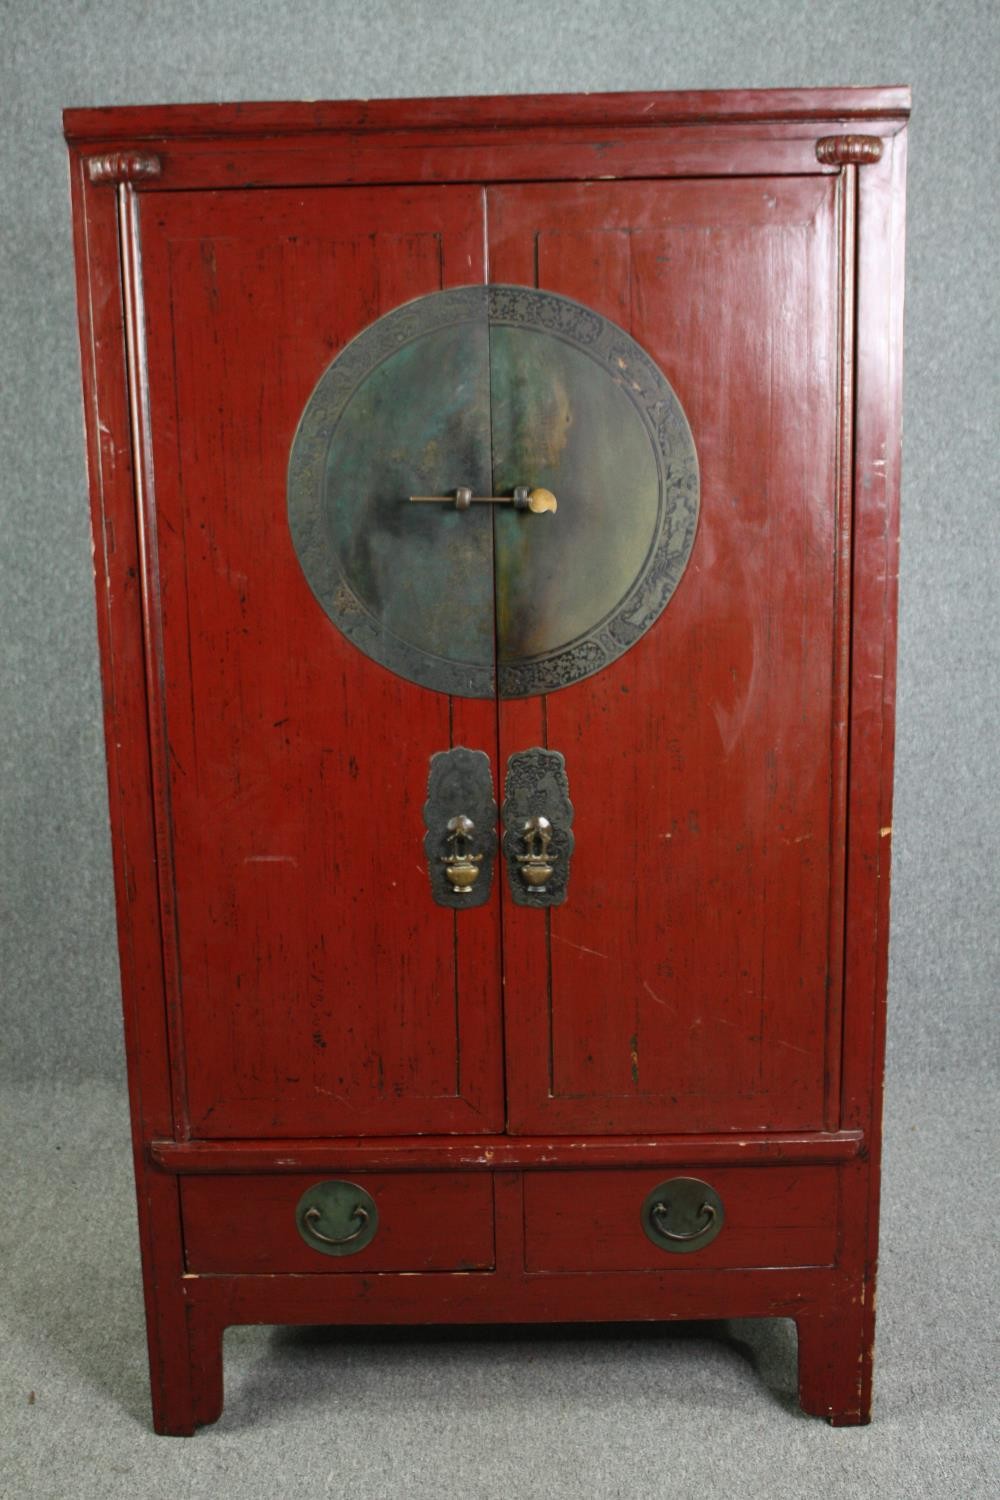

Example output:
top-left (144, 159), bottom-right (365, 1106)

top-left (491, 179), bottom-right (844, 1135)
top-left (135, 185), bottom-right (501, 1136)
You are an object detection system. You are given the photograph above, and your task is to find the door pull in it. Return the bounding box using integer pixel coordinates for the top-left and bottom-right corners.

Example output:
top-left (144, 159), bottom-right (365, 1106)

top-left (441, 814), bottom-right (484, 893)
top-left (502, 749), bottom-right (574, 908)
top-left (423, 748), bottom-right (498, 909)
top-left (410, 485), bottom-right (558, 513)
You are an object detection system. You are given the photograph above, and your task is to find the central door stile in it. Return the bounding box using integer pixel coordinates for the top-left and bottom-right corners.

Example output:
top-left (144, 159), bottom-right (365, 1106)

top-left (485, 268), bottom-right (515, 1134)
top-left (485, 217), bottom-right (555, 1133)
top-left (441, 198), bottom-right (505, 1128)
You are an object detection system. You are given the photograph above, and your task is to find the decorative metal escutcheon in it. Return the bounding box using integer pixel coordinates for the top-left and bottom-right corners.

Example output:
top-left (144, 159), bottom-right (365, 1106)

top-left (287, 284), bottom-right (699, 699)
top-left (295, 1179), bottom-right (379, 1258)
top-left (502, 748), bottom-right (574, 907)
top-left (640, 1177), bottom-right (725, 1254)
top-left (423, 747), bottom-right (498, 908)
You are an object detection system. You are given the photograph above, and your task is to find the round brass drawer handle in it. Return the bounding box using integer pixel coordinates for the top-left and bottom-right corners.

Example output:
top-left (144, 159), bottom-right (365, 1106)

top-left (295, 1180), bottom-right (379, 1257)
top-left (641, 1177), bottom-right (725, 1254)
top-left (302, 1202), bottom-right (369, 1247)
top-left (649, 1198), bottom-right (716, 1242)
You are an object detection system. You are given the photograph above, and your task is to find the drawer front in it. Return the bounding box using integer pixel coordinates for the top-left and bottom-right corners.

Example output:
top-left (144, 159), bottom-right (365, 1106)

top-left (523, 1167), bottom-right (838, 1272)
top-left (182, 1172), bottom-right (494, 1273)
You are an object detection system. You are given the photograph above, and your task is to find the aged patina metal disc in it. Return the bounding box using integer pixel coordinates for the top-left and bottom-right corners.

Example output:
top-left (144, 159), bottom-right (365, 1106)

top-left (288, 287), bottom-right (495, 698)
top-left (640, 1176), bottom-right (725, 1255)
top-left (288, 285), bottom-right (699, 699)
top-left (487, 286), bottom-right (699, 696)
top-left (294, 1179), bottom-right (379, 1258)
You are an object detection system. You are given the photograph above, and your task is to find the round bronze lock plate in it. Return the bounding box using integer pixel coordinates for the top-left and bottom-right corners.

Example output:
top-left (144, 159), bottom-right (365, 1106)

top-left (288, 285), bottom-right (699, 699)
top-left (294, 1179), bottom-right (379, 1258)
top-left (640, 1176), bottom-right (724, 1254)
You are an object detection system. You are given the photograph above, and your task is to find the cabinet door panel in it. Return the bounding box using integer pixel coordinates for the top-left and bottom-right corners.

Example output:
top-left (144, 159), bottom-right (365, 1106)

top-left (490, 179), bottom-right (845, 1134)
top-left (136, 185), bottom-right (503, 1136)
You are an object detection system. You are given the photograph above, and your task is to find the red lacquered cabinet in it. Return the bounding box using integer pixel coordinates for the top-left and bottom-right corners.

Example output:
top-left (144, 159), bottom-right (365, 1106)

top-left (64, 88), bottom-right (908, 1432)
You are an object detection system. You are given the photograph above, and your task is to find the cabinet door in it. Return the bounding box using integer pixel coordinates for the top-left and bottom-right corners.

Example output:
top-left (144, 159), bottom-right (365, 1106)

top-left (135, 185), bottom-right (504, 1136)
top-left (490, 179), bottom-right (847, 1134)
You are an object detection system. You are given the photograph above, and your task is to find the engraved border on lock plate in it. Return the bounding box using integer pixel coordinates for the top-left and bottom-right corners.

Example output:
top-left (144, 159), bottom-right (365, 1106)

top-left (487, 286), bottom-right (700, 699)
top-left (287, 286), bottom-right (495, 700)
top-left (287, 285), bottom-right (700, 700)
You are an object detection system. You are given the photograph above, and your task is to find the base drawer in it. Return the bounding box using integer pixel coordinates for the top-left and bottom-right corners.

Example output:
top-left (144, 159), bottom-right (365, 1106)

top-left (182, 1171), bottom-right (494, 1273)
top-left (523, 1166), bottom-right (838, 1272)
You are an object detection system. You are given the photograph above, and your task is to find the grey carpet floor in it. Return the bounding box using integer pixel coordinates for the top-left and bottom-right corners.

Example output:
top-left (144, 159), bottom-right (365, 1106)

top-left (1, 1072), bottom-right (996, 1500)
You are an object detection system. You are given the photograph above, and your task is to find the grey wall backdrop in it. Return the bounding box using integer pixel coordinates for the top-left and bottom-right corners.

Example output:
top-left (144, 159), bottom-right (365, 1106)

top-left (2, 0), bottom-right (997, 1084)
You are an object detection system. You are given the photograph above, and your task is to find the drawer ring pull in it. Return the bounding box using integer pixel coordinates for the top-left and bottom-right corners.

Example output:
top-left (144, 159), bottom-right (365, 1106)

top-left (641, 1177), bottom-right (725, 1253)
top-left (295, 1180), bottom-right (379, 1256)
top-left (302, 1202), bottom-right (370, 1247)
top-left (649, 1198), bottom-right (716, 1241)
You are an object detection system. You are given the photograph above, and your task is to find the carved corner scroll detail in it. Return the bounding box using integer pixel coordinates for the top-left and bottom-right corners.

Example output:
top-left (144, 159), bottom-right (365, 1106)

top-left (87, 151), bottom-right (163, 185)
top-left (816, 135), bottom-right (884, 167)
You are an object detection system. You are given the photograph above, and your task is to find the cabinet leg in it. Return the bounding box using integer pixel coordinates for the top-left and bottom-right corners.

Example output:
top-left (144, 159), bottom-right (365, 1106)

top-left (795, 1286), bottom-right (874, 1425)
top-left (147, 1295), bottom-right (225, 1436)
top-left (188, 1306), bottom-right (225, 1430)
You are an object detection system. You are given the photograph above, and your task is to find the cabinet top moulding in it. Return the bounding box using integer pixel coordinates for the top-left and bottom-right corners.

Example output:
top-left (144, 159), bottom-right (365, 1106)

top-left (63, 85), bottom-right (911, 144)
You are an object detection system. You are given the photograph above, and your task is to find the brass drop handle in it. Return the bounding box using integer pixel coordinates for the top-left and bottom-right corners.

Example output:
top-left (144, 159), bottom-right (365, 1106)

top-left (649, 1199), bottom-right (716, 1242)
top-left (502, 749), bottom-right (574, 908)
top-left (516, 814), bottom-right (556, 893)
top-left (440, 813), bottom-right (484, 893)
top-left (302, 1203), bottom-right (370, 1246)
top-left (410, 485), bottom-right (558, 513)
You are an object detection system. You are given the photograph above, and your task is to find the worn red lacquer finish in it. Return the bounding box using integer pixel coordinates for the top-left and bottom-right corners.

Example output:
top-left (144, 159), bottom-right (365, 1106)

top-left (490, 177), bottom-right (845, 1136)
top-left (64, 87), bottom-right (908, 1434)
top-left (136, 184), bottom-right (501, 1138)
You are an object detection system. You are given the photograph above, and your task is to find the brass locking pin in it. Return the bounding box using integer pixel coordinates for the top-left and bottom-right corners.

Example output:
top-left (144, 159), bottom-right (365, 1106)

top-left (409, 485), bottom-right (557, 513)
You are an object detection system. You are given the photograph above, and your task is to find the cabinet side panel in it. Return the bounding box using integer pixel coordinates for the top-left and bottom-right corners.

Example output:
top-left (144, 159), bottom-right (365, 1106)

top-left (67, 156), bottom-right (192, 1429)
top-left (839, 129), bottom-right (908, 1418)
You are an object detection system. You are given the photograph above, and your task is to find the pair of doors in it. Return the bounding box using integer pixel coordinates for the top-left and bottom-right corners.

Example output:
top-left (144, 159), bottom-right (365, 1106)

top-left (137, 171), bottom-right (845, 1140)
